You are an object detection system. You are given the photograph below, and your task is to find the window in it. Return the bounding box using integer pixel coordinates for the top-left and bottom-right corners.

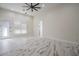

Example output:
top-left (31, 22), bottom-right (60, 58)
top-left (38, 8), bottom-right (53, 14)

top-left (0, 20), bottom-right (10, 37)
top-left (13, 21), bottom-right (27, 34)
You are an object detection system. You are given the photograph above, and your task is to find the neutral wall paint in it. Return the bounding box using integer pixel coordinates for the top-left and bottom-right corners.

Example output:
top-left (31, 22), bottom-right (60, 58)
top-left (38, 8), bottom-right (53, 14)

top-left (34, 4), bottom-right (79, 42)
top-left (33, 16), bottom-right (44, 37)
top-left (0, 8), bottom-right (33, 37)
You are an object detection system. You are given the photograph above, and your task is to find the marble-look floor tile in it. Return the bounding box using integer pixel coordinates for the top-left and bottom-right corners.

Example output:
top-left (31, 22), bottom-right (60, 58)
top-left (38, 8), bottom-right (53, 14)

top-left (0, 37), bottom-right (79, 56)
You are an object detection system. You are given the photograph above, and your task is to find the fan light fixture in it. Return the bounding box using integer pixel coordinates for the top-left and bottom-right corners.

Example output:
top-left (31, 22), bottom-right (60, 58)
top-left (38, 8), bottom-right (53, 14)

top-left (23, 3), bottom-right (41, 13)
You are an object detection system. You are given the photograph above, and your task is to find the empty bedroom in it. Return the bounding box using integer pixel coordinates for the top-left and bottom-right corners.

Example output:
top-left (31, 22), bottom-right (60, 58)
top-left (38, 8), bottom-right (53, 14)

top-left (0, 3), bottom-right (78, 56)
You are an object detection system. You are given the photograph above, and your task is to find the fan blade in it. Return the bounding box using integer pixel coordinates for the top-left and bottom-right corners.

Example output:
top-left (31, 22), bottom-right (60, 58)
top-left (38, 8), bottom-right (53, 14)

top-left (34, 3), bottom-right (39, 7)
top-left (35, 7), bottom-right (41, 9)
top-left (25, 3), bottom-right (30, 6)
top-left (31, 3), bottom-right (32, 7)
top-left (27, 8), bottom-right (31, 10)
top-left (34, 8), bottom-right (38, 11)
top-left (31, 8), bottom-right (33, 12)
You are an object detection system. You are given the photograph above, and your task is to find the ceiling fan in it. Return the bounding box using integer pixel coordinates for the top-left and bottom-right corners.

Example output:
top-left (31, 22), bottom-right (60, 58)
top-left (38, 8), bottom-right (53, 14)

top-left (23, 3), bottom-right (41, 12)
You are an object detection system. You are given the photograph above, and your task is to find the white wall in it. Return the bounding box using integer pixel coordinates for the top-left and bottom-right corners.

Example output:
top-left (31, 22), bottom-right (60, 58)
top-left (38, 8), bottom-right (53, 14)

top-left (33, 15), bottom-right (44, 37)
top-left (34, 4), bottom-right (79, 42)
top-left (0, 8), bottom-right (33, 37)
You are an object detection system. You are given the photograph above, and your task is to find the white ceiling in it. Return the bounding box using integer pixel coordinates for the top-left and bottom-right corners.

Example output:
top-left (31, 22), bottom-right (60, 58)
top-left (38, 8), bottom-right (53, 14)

top-left (0, 3), bottom-right (63, 16)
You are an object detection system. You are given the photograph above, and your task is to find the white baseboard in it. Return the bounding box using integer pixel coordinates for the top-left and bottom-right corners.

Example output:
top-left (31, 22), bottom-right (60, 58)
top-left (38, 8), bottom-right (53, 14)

top-left (43, 36), bottom-right (78, 45)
